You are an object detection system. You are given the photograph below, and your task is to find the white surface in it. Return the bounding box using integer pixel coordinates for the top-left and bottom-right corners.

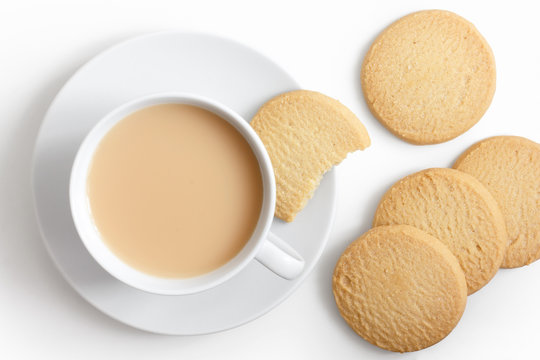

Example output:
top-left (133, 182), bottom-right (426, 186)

top-left (34, 33), bottom-right (334, 332)
top-left (1, 0), bottom-right (540, 358)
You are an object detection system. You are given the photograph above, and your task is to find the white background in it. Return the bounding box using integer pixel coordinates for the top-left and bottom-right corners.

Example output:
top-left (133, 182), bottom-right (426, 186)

top-left (1, 0), bottom-right (539, 358)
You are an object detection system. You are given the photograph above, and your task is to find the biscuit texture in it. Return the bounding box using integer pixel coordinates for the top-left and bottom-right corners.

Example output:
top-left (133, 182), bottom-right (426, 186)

top-left (361, 10), bottom-right (496, 144)
top-left (251, 90), bottom-right (370, 222)
top-left (454, 136), bottom-right (540, 268)
top-left (333, 225), bottom-right (467, 353)
top-left (373, 168), bottom-right (507, 294)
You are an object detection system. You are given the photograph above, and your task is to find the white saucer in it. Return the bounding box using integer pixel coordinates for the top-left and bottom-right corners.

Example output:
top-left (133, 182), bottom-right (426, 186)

top-left (32, 32), bottom-right (336, 335)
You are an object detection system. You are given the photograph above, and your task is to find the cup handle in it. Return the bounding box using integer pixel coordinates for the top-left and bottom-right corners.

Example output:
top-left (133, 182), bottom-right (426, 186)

top-left (255, 232), bottom-right (305, 280)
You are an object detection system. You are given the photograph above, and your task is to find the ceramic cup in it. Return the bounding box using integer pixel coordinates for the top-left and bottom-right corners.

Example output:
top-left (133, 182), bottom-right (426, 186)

top-left (70, 93), bottom-right (305, 295)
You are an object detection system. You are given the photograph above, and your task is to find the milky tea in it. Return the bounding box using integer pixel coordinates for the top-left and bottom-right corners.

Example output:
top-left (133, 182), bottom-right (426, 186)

top-left (87, 104), bottom-right (263, 278)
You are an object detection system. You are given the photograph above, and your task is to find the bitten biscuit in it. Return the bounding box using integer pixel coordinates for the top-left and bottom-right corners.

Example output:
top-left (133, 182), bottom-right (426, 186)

top-left (454, 136), bottom-right (540, 268)
top-left (251, 90), bottom-right (370, 222)
top-left (333, 225), bottom-right (467, 353)
top-left (361, 10), bottom-right (496, 144)
top-left (373, 168), bottom-right (507, 294)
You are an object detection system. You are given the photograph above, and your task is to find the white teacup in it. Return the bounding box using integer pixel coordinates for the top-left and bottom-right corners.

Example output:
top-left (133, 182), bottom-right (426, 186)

top-left (70, 93), bottom-right (304, 295)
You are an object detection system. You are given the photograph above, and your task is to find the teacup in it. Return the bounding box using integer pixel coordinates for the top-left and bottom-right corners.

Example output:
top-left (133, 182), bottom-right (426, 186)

top-left (70, 93), bottom-right (304, 295)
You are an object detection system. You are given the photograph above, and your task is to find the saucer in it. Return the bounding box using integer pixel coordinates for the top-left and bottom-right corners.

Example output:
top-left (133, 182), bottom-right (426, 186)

top-left (32, 32), bottom-right (336, 335)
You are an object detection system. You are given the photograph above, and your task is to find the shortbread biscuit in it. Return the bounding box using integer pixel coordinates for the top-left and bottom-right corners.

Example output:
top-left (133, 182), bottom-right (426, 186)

top-left (361, 10), bottom-right (496, 144)
top-left (251, 90), bottom-right (370, 222)
top-left (373, 168), bottom-right (507, 294)
top-left (454, 136), bottom-right (540, 268)
top-left (333, 225), bottom-right (467, 352)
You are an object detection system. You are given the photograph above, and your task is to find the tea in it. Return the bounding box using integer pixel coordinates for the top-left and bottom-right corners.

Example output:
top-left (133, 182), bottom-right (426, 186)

top-left (87, 103), bottom-right (263, 278)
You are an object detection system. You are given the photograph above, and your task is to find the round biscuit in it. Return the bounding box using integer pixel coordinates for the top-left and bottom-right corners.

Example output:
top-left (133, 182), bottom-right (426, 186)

top-left (333, 225), bottom-right (467, 352)
top-left (373, 168), bottom-right (507, 294)
top-left (361, 10), bottom-right (496, 144)
top-left (454, 136), bottom-right (540, 268)
top-left (251, 90), bottom-right (370, 222)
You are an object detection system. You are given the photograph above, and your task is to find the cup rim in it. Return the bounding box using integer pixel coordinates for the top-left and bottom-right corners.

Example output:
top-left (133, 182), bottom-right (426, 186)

top-left (69, 92), bottom-right (276, 295)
